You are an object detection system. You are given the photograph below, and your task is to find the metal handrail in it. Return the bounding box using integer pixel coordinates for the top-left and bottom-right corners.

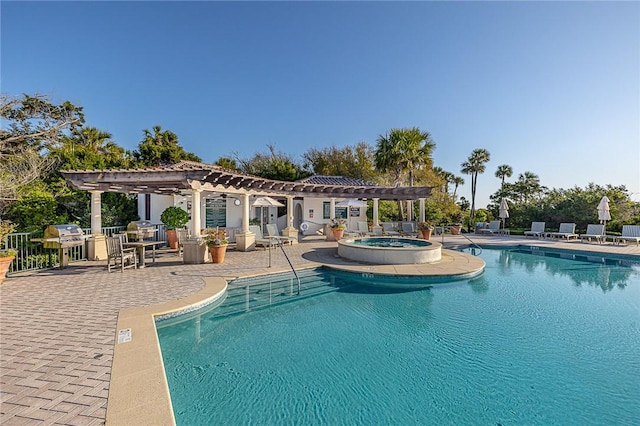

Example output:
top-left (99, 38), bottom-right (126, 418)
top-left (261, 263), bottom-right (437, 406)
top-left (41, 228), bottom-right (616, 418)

top-left (441, 226), bottom-right (483, 255)
top-left (268, 237), bottom-right (301, 295)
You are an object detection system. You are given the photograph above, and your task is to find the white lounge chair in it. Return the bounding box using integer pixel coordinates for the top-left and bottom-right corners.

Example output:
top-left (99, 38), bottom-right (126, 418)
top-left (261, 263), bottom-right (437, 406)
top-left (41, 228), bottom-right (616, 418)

top-left (382, 222), bottom-right (400, 236)
top-left (401, 222), bottom-right (418, 237)
top-left (546, 223), bottom-right (578, 240)
top-left (579, 224), bottom-right (605, 244)
top-left (357, 221), bottom-right (375, 236)
top-left (615, 225), bottom-right (640, 246)
top-left (477, 220), bottom-right (501, 235)
top-left (524, 222), bottom-right (545, 238)
top-left (249, 225), bottom-right (274, 248)
top-left (265, 224), bottom-right (295, 245)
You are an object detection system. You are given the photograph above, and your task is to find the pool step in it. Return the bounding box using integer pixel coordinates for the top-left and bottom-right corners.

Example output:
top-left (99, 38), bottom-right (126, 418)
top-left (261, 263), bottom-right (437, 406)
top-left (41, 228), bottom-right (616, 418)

top-left (210, 271), bottom-right (345, 318)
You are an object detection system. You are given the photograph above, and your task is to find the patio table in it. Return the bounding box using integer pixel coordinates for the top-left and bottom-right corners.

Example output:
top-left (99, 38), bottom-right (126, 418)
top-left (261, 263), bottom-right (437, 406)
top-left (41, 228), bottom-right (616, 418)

top-left (123, 240), bottom-right (165, 268)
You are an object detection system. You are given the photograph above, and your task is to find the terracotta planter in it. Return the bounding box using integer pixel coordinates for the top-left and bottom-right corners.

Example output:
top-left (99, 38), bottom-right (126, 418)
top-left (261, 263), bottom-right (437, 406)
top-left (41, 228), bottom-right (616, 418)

top-left (450, 225), bottom-right (462, 235)
top-left (0, 255), bottom-right (15, 284)
top-left (209, 245), bottom-right (228, 263)
top-left (332, 229), bottom-right (345, 240)
top-left (166, 229), bottom-right (178, 249)
top-left (420, 229), bottom-right (432, 240)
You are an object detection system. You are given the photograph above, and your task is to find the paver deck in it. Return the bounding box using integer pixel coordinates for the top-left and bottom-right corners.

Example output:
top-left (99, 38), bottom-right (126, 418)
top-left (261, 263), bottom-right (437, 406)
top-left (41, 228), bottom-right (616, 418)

top-left (1, 234), bottom-right (638, 425)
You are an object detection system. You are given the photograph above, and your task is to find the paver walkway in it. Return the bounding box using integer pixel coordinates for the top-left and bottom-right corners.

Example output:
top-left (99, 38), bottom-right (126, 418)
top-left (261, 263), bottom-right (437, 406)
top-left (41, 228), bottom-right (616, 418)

top-left (1, 235), bottom-right (638, 425)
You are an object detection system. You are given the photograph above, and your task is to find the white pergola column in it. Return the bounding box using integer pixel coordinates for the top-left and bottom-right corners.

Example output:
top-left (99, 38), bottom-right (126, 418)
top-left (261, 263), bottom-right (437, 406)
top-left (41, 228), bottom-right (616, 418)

top-left (372, 198), bottom-right (382, 235)
top-left (406, 200), bottom-right (413, 222)
top-left (90, 190), bottom-right (103, 235)
top-left (191, 189), bottom-right (202, 236)
top-left (236, 193), bottom-right (255, 251)
top-left (419, 198), bottom-right (426, 222)
top-left (330, 198), bottom-right (336, 220)
top-left (282, 195), bottom-right (298, 242)
top-left (88, 190), bottom-right (107, 261)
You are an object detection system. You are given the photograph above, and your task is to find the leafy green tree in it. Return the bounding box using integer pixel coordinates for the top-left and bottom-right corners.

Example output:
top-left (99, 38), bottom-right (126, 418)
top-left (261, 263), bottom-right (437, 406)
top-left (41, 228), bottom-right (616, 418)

top-left (215, 156), bottom-right (239, 170)
top-left (303, 142), bottom-right (377, 183)
top-left (4, 187), bottom-right (68, 232)
top-left (133, 125), bottom-right (201, 167)
top-left (236, 144), bottom-right (310, 181)
top-left (461, 148), bottom-right (491, 224)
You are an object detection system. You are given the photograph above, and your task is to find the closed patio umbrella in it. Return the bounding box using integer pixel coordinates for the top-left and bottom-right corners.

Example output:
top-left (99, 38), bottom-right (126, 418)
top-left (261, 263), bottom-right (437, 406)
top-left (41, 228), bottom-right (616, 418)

top-left (499, 199), bottom-right (509, 230)
top-left (252, 197), bottom-right (284, 234)
top-left (597, 196), bottom-right (611, 229)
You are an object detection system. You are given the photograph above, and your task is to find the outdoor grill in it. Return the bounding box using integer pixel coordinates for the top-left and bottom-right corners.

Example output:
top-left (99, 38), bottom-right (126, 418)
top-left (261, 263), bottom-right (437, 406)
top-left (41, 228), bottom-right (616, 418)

top-left (42, 224), bottom-right (86, 268)
top-left (126, 221), bottom-right (156, 241)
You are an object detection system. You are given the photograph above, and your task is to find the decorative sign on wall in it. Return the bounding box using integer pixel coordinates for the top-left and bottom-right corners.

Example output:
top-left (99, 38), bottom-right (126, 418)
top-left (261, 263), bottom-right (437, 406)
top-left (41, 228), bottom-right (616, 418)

top-left (205, 198), bottom-right (227, 228)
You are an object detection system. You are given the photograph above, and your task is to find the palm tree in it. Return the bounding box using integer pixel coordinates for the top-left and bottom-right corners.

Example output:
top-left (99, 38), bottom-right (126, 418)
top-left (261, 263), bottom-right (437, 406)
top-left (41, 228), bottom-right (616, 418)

top-left (375, 127), bottom-right (435, 220)
top-left (461, 148), bottom-right (491, 224)
top-left (516, 171), bottom-right (542, 203)
top-left (495, 164), bottom-right (513, 190)
top-left (451, 175), bottom-right (465, 199)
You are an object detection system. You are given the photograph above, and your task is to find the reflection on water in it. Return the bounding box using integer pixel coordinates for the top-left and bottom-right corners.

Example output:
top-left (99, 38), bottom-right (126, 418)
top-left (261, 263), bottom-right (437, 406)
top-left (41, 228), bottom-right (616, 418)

top-left (497, 248), bottom-right (639, 292)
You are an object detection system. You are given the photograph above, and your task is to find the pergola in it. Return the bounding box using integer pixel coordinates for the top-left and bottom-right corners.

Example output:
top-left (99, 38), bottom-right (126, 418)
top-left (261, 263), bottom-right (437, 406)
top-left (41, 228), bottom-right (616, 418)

top-left (62, 161), bottom-right (433, 250)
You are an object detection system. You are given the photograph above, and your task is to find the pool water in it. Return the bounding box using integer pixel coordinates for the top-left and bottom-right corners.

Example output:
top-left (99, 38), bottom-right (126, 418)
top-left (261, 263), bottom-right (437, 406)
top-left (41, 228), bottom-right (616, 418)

top-left (349, 237), bottom-right (431, 247)
top-left (157, 248), bottom-right (640, 425)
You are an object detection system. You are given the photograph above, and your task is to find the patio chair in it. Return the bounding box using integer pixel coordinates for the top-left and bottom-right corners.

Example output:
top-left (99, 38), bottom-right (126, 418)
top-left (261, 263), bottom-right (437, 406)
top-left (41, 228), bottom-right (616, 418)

top-left (265, 224), bottom-right (295, 245)
top-left (524, 222), bottom-right (545, 238)
top-left (357, 221), bottom-right (375, 236)
top-left (176, 228), bottom-right (190, 257)
top-left (579, 224), bottom-right (605, 244)
top-left (382, 222), bottom-right (400, 236)
top-left (249, 225), bottom-right (274, 249)
top-left (615, 225), bottom-right (640, 246)
top-left (106, 236), bottom-right (137, 272)
top-left (546, 223), bottom-right (578, 240)
top-left (401, 222), bottom-right (418, 237)
top-left (477, 220), bottom-right (501, 235)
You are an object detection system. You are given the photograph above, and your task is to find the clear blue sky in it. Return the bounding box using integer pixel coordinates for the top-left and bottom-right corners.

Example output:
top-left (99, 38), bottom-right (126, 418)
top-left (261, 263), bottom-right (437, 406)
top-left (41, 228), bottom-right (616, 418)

top-left (2, 1), bottom-right (639, 208)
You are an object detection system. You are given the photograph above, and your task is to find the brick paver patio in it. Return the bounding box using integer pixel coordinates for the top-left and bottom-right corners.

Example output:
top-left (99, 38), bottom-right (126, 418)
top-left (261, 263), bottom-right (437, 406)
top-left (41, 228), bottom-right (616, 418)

top-left (1, 235), bottom-right (638, 425)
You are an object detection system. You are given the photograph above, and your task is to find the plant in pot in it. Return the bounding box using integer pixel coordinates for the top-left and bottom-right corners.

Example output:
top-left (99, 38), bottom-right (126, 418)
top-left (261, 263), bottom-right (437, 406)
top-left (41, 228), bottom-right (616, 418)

top-left (0, 220), bottom-right (17, 284)
top-left (450, 212), bottom-right (463, 235)
top-left (160, 206), bottom-right (190, 249)
top-left (330, 218), bottom-right (347, 240)
top-left (204, 228), bottom-right (229, 263)
top-left (417, 220), bottom-right (435, 240)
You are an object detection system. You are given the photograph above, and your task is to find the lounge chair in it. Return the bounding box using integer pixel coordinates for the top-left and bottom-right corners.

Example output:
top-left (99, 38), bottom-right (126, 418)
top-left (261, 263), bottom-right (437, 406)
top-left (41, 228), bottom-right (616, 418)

top-left (477, 220), bottom-right (501, 235)
top-left (249, 225), bottom-right (274, 248)
top-left (265, 224), bottom-right (295, 245)
top-left (524, 222), bottom-right (545, 238)
top-left (615, 225), bottom-right (640, 246)
top-left (579, 224), bottom-right (605, 244)
top-left (357, 221), bottom-right (375, 236)
top-left (401, 222), bottom-right (418, 237)
top-left (382, 222), bottom-right (400, 236)
top-left (106, 236), bottom-right (137, 272)
top-left (546, 223), bottom-right (578, 240)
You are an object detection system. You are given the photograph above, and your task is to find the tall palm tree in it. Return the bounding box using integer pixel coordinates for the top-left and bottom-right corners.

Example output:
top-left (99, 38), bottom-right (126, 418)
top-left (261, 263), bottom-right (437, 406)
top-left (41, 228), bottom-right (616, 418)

top-left (495, 164), bottom-right (513, 190)
top-left (461, 148), bottom-right (491, 224)
top-left (375, 127), bottom-right (435, 220)
top-left (451, 175), bottom-right (465, 199)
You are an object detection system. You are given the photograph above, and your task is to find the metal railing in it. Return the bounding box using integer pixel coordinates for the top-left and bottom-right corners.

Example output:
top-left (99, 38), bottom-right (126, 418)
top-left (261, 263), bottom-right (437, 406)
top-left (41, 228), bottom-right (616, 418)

top-left (4, 224), bottom-right (166, 275)
top-left (440, 226), bottom-right (483, 255)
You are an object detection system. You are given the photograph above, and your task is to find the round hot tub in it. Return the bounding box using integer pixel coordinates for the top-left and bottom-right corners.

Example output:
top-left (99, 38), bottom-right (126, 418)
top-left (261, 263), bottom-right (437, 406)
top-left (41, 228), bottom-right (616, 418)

top-left (337, 237), bottom-right (442, 264)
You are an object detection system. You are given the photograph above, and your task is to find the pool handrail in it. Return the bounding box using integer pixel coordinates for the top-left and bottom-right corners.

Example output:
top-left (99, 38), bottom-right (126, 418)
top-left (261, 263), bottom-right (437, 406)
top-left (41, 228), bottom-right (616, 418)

top-left (442, 226), bottom-right (483, 255)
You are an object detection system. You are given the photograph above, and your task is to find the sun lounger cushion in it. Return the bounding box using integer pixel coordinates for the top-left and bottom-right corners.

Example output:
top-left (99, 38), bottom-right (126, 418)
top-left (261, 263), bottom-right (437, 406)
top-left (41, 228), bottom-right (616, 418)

top-left (615, 225), bottom-right (640, 246)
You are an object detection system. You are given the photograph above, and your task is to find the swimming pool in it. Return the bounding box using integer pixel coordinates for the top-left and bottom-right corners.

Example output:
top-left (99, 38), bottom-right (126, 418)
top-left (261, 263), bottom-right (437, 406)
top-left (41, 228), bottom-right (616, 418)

top-left (157, 248), bottom-right (640, 425)
top-left (338, 237), bottom-right (443, 264)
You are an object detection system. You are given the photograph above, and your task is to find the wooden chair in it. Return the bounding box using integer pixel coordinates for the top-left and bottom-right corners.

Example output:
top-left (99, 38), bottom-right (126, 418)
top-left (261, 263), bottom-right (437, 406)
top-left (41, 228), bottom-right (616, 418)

top-left (106, 236), bottom-right (137, 272)
top-left (176, 228), bottom-right (190, 257)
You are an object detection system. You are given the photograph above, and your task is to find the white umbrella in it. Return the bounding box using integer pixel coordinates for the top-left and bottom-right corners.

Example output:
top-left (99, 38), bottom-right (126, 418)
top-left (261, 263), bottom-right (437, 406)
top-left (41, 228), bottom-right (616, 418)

top-left (499, 199), bottom-right (509, 230)
top-left (335, 199), bottom-right (368, 231)
top-left (597, 196), bottom-right (611, 227)
top-left (252, 197), bottom-right (284, 234)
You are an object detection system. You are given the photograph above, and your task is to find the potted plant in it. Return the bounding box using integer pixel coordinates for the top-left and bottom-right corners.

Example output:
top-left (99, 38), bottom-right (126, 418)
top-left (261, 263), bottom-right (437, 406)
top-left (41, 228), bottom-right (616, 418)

top-left (417, 220), bottom-right (434, 240)
top-left (0, 220), bottom-right (17, 284)
top-left (204, 227), bottom-right (229, 263)
top-left (160, 206), bottom-right (190, 249)
top-left (330, 218), bottom-right (347, 240)
top-left (450, 212), bottom-right (463, 235)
